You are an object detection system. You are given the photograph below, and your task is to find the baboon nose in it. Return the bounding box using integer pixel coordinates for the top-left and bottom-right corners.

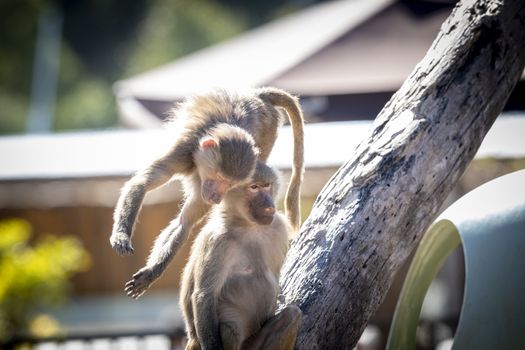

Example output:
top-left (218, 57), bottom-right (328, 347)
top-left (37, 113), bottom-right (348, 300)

top-left (211, 193), bottom-right (223, 204)
top-left (264, 207), bottom-right (275, 215)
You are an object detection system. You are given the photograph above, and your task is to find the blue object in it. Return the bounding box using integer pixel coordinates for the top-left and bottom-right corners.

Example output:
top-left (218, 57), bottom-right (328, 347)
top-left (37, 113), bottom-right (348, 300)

top-left (386, 170), bottom-right (525, 350)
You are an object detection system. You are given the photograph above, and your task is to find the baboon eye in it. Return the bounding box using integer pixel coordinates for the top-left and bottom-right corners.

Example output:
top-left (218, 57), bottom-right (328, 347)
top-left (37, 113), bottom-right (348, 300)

top-left (261, 183), bottom-right (271, 189)
top-left (248, 184), bottom-right (259, 193)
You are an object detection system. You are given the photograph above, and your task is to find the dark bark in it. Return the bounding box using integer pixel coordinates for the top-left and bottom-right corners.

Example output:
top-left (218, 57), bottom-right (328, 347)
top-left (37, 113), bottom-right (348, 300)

top-left (279, 0), bottom-right (525, 349)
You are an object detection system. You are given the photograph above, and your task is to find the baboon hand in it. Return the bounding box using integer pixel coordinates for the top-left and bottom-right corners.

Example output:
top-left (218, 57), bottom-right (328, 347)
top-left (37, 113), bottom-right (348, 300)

top-left (125, 267), bottom-right (154, 299)
top-left (110, 231), bottom-right (134, 256)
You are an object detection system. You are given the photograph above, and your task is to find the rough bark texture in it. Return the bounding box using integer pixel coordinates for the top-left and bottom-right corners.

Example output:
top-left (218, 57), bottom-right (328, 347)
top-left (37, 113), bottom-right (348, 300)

top-left (279, 0), bottom-right (525, 349)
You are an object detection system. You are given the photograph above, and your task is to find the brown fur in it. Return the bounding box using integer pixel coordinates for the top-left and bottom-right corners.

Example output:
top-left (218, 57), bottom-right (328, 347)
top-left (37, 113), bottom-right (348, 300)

top-left (181, 162), bottom-right (301, 350)
top-left (257, 87), bottom-right (304, 231)
top-left (115, 87), bottom-right (304, 299)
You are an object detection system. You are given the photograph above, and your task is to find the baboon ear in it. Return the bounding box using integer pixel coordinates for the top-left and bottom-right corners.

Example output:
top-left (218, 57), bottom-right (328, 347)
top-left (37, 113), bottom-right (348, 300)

top-left (201, 138), bottom-right (218, 150)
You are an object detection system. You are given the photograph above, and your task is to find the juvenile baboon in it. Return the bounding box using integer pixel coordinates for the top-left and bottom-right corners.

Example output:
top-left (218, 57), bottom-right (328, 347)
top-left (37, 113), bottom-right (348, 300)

top-left (180, 161), bottom-right (302, 350)
top-left (117, 87), bottom-right (304, 297)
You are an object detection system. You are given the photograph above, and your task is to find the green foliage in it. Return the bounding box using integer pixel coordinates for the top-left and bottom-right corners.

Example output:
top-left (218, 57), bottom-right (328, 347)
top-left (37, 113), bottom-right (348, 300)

top-left (54, 78), bottom-right (116, 130)
top-left (0, 1), bottom-right (40, 95)
top-left (53, 0), bottom-right (246, 131)
top-left (0, 1), bottom-right (39, 134)
top-left (0, 219), bottom-right (90, 341)
top-left (0, 0), bottom-right (250, 134)
top-left (0, 0), bottom-right (315, 134)
top-left (124, 0), bottom-right (247, 77)
top-left (0, 90), bottom-right (29, 134)
top-left (54, 46), bottom-right (117, 130)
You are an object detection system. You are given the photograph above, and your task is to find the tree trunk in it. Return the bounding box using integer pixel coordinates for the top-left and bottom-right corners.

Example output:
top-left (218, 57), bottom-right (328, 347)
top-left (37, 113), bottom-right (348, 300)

top-left (279, 0), bottom-right (525, 348)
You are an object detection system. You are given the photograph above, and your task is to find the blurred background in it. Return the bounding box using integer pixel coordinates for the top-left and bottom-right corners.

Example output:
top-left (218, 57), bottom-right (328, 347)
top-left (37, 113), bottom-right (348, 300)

top-left (0, 0), bottom-right (524, 349)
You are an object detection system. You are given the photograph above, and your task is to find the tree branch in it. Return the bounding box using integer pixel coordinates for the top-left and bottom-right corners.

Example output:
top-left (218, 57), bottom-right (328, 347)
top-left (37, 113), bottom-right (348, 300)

top-left (279, 0), bottom-right (525, 348)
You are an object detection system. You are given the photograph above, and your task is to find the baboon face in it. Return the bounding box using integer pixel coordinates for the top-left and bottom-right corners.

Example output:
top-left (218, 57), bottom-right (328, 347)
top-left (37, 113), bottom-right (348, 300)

top-left (247, 182), bottom-right (276, 225)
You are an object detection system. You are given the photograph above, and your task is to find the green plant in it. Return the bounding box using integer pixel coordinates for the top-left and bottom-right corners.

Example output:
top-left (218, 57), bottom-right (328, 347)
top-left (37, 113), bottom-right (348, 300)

top-left (0, 219), bottom-right (90, 342)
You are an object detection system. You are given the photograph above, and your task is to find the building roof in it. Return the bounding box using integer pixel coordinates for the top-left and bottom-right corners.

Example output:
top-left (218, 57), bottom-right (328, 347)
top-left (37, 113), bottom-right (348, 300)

top-left (0, 121), bottom-right (369, 181)
top-left (115, 0), bottom-right (395, 102)
top-left (113, 0), bottom-right (525, 127)
top-left (269, 1), bottom-right (453, 95)
top-left (1, 115), bottom-right (523, 182)
top-left (115, 0), bottom-right (460, 127)
top-left (1, 115), bottom-right (523, 208)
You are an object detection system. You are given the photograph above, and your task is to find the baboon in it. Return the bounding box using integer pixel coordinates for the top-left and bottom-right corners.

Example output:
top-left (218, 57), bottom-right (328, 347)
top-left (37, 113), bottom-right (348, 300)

top-left (116, 87), bottom-right (304, 297)
top-left (180, 161), bottom-right (302, 350)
